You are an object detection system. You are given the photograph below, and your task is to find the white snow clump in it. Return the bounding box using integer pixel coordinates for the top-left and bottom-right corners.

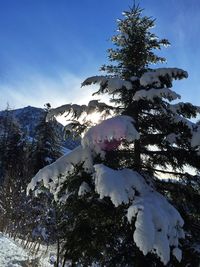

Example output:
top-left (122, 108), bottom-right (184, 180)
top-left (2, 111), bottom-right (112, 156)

top-left (27, 146), bottom-right (93, 194)
top-left (82, 76), bottom-right (133, 93)
top-left (140, 68), bottom-right (188, 87)
top-left (94, 164), bottom-right (184, 265)
top-left (133, 88), bottom-right (180, 102)
top-left (78, 181), bottom-right (91, 196)
top-left (82, 115), bottom-right (139, 149)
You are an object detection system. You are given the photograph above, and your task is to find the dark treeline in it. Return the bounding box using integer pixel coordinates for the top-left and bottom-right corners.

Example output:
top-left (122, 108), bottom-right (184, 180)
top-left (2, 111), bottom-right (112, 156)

top-left (0, 106), bottom-right (63, 261)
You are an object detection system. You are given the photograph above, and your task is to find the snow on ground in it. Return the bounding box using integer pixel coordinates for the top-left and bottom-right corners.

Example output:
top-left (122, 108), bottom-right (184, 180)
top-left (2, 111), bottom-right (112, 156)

top-left (0, 234), bottom-right (35, 267)
top-left (0, 233), bottom-right (56, 267)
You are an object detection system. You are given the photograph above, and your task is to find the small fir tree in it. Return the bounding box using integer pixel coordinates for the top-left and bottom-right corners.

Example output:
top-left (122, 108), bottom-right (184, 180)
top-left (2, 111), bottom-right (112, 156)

top-left (31, 106), bottom-right (61, 173)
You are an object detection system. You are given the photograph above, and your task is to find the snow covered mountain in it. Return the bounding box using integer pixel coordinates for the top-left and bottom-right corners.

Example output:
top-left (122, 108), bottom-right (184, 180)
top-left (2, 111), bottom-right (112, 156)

top-left (0, 106), bottom-right (80, 150)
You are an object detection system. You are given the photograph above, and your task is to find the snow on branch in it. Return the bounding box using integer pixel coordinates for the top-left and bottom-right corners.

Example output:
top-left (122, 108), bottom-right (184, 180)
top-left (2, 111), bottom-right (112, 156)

top-left (165, 102), bottom-right (200, 149)
top-left (46, 100), bottom-right (113, 121)
top-left (140, 68), bottom-right (188, 88)
top-left (27, 146), bottom-right (93, 194)
top-left (169, 102), bottom-right (200, 117)
top-left (28, 115), bottom-right (139, 195)
top-left (46, 104), bottom-right (86, 121)
top-left (166, 107), bottom-right (200, 151)
top-left (78, 181), bottom-right (91, 196)
top-left (162, 102), bottom-right (198, 131)
top-left (94, 164), bottom-right (148, 207)
top-left (82, 75), bottom-right (133, 93)
top-left (94, 164), bottom-right (184, 265)
top-left (82, 115), bottom-right (140, 150)
top-left (191, 126), bottom-right (200, 148)
top-left (133, 88), bottom-right (180, 102)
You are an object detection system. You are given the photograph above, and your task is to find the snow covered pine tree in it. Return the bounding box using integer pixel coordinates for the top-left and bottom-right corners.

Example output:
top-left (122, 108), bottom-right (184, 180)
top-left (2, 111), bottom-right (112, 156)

top-left (28, 5), bottom-right (200, 267)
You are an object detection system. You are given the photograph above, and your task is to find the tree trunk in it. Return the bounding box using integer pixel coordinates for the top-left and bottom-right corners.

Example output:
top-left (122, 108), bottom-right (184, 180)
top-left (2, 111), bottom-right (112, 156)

top-left (56, 237), bottom-right (60, 267)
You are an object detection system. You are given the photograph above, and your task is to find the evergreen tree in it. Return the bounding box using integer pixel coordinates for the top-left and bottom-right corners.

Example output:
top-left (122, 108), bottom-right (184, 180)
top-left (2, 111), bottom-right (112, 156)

top-left (0, 108), bottom-right (22, 182)
top-left (26, 106), bottom-right (63, 248)
top-left (28, 5), bottom-right (200, 266)
top-left (32, 106), bottom-right (61, 174)
top-left (0, 108), bottom-right (31, 232)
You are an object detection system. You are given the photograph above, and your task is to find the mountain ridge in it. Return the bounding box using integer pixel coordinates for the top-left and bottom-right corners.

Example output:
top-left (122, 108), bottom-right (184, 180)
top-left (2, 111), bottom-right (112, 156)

top-left (0, 105), bottom-right (79, 150)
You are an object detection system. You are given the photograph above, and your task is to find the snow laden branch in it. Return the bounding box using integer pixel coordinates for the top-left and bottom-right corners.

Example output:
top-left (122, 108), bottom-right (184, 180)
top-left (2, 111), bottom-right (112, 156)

top-left (131, 68), bottom-right (187, 102)
top-left (27, 114), bottom-right (185, 264)
top-left (169, 102), bottom-right (200, 118)
top-left (166, 102), bottom-right (200, 151)
top-left (27, 146), bottom-right (94, 194)
top-left (46, 100), bottom-right (113, 122)
top-left (133, 88), bottom-right (180, 102)
top-left (94, 164), bottom-right (184, 265)
top-left (82, 68), bottom-right (187, 96)
top-left (162, 106), bottom-right (200, 153)
top-left (82, 115), bottom-right (139, 151)
top-left (82, 76), bottom-right (134, 94)
top-left (166, 114), bottom-right (200, 154)
top-left (27, 115), bottom-right (139, 193)
top-left (140, 68), bottom-right (188, 88)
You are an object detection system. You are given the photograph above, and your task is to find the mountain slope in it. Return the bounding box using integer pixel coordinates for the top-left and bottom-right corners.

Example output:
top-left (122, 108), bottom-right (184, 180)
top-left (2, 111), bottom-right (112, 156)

top-left (0, 106), bottom-right (79, 150)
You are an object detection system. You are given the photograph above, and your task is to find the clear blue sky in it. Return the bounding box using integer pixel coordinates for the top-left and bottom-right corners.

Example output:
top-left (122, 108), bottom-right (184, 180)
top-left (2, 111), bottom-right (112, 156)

top-left (0, 0), bottom-right (199, 109)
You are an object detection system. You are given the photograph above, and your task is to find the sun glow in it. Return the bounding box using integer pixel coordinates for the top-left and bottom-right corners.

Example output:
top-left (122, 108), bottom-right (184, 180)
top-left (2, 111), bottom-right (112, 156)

top-left (84, 111), bottom-right (104, 125)
top-left (56, 110), bottom-right (110, 127)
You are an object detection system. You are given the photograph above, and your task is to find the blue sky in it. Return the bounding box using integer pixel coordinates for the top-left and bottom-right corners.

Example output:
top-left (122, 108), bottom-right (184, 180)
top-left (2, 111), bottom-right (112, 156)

top-left (0, 0), bottom-right (200, 110)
